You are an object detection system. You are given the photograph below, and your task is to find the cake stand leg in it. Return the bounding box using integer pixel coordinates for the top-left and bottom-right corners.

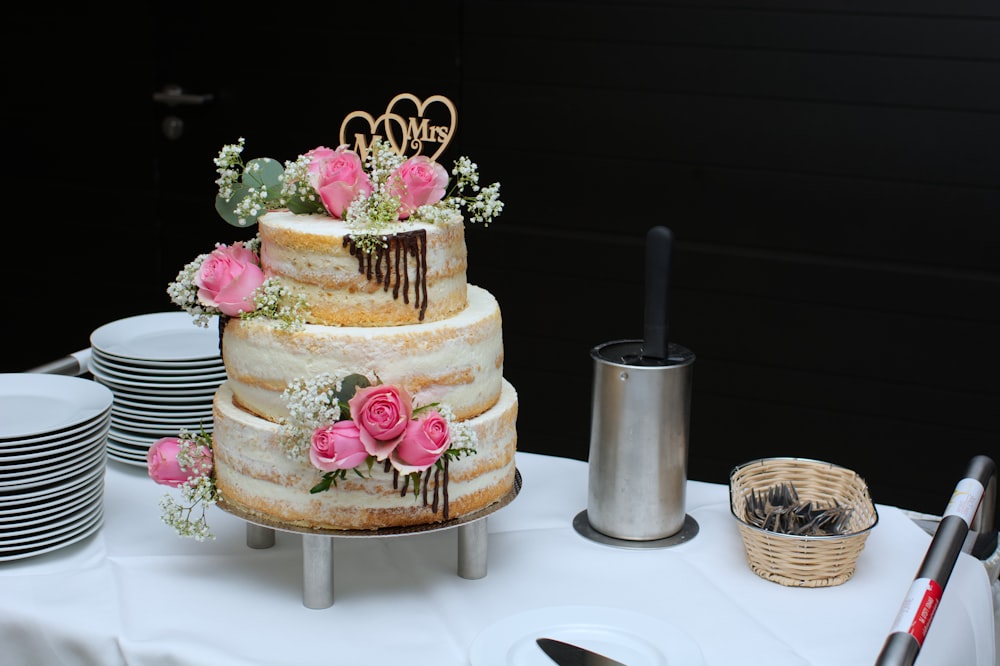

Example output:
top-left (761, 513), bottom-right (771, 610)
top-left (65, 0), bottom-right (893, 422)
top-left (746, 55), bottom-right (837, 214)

top-left (245, 523), bottom-right (275, 549)
top-left (457, 518), bottom-right (488, 579)
top-left (301, 534), bottom-right (335, 609)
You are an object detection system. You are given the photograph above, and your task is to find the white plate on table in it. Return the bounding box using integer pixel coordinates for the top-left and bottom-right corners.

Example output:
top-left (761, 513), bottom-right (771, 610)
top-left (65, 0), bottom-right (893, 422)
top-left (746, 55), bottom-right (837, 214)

top-left (89, 354), bottom-right (225, 379)
top-left (90, 312), bottom-right (221, 362)
top-left (469, 605), bottom-right (705, 666)
top-left (0, 374), bottom-right (113, 441)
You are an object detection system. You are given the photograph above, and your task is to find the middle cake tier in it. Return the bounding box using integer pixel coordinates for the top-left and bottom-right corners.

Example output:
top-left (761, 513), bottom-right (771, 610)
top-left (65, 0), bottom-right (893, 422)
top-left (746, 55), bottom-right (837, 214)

top-left (222, 284), bottom-right (504, 424)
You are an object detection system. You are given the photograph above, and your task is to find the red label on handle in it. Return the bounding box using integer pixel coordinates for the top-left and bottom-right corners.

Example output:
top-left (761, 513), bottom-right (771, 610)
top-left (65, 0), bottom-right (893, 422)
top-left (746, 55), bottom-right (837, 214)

top-left (889, 578), bottom-right (943, 646)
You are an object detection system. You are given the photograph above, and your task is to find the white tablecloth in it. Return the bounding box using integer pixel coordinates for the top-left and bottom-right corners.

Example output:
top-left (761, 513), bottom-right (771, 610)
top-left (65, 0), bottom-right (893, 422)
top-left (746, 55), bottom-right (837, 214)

top-left (0, 452), bottom-right (994, 666)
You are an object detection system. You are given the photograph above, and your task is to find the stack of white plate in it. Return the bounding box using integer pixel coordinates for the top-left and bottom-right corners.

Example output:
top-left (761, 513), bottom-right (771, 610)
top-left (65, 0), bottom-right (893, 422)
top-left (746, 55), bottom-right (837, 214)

top-left (89, 312), bottom-right (226, 466)
top-left (0, 373), bottom-right (113, 561)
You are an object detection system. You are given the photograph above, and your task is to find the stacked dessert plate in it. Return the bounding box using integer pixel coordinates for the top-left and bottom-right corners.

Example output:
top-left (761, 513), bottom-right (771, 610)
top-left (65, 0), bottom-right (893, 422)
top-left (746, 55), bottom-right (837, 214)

top-left (89, 312), bottom-right (225, 466)
top-left (0, 373), bottom-right (113, 561)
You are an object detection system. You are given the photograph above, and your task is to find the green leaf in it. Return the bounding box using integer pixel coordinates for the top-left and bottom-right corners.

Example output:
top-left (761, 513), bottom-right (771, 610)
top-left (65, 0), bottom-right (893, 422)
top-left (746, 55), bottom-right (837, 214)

top-left (336, 373), bottom-right (372, 406)
top-left (286, 195), bottom-right (325, 215)
top-left (215, 184), bottom-right (250, 227)
top-left (243, 157), bottom-right (283, 191)
top-left (310, 475), bottom-right (334, 494)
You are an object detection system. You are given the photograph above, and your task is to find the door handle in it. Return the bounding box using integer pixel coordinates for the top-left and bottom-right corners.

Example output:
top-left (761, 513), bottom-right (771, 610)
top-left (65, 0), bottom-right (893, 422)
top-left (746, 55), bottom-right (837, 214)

top-left (152, 84), bottom-right (213, 106)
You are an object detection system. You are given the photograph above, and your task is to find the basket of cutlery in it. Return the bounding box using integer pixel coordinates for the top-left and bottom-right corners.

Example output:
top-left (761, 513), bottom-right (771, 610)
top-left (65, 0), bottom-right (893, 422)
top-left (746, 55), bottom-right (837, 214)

top-left (729, 457), bottom-right (879, 588)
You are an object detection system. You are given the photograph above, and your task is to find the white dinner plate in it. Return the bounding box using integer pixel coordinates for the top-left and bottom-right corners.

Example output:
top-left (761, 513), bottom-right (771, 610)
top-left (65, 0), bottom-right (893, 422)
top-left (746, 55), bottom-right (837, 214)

top-left (109, 404), bottom-right (213, 423)
top-left (88, 361), bottom-right (227, 387)
top-left (0, 442), bottom-right (106, 489)
top-left (111, 393), bottom-right (217, 413)
top-left (0, 461), bottom-right (104, 503)
top-left (0, 504), bottom-right (104, 560)
top-left (90, 312), bottom-right (222, 362)
top-left (89, 363), bottom-right (226, 391)
top-left (0, 422), bottom-right (109, 466)
top-left (106, 445), bottom-right (149, 467)
top-left (0, 374), bottom-right (113, 440)
top-left (469, 605), bottom-right (705, 666)
top-left (89, 353), bottom-right (225, 378)
top-left (0, 479), bottom-right (103, 521)
top-left (0, 489), bottom-right (103, 538)
top-left (91, 348), bottom-right (225, 371)
top-left (110, 418), bottom-right (209, 437)
top-left (0, 410), bottom-right (110, 454)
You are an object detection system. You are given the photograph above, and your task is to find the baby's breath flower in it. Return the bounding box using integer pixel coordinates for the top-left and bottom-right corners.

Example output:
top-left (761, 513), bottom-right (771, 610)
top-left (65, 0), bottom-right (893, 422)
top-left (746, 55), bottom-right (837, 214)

top-left (157, 429), bottom-right (218, 541)
top-left (278, 373), bottom-right (349, 458)
top-left (166, 253), bottom-right (214, 327)
top-left (243, 278), bottom-right (308, 330)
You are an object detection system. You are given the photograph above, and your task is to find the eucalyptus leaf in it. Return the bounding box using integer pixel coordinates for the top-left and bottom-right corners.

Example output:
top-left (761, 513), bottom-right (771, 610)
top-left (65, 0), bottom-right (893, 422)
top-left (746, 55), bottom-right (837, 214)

top-left (286, 195), bottom-right (326, 215)
top-left (242, 157), bottom-right (284, 191)
top-left (336, 373), bottom-right (372, 404)
top-left (215, 185), bottom-right (250, 227)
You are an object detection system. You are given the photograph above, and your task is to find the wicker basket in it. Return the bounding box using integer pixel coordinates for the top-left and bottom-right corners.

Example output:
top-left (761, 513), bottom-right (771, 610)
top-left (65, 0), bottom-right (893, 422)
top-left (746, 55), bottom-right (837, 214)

top-left (729, 457), bottom-right (879, 587)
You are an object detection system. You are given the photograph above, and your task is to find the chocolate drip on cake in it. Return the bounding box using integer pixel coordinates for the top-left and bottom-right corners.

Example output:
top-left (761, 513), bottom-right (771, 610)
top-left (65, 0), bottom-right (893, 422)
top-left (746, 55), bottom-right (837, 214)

top-left (385, 456), bottom-right (449, 518)
top-left (345, 230), bottom-right (429, 321)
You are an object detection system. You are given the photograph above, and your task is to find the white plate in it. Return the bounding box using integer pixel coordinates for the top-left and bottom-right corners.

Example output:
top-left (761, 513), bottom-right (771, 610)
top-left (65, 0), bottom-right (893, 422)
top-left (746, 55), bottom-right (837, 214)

top-left (90, 312), bottom-right (222, 362)
top-left (90, 364), bottom-right (226, 391)
top-left (0, 374), bottom-right (113, 440)
top-left (110, 404), bottom-right (213, 423)
top-left (106, 448), bottom-right (149, 467)
top-left (0, 479), bottom-right (103, 521)
top-left (89, 362), bottom-right (227, 387)
top-left (469, 605), bottom-right (705, 666)
top-left (0, 489), bottom-right (103, 538)
top-left (0, 462), bottom-right (105, 503)
top-left (0, 505), bottom-right (103, 560)
top-left (89, 354), bottom-right (225, 378)
top-left (0, 422), bottom-right (108, 466)
top-left (0, 410), bottom-right (110, 454)
top-left (0, 443), bottom-right (107, 489)
top-left (91, 352), bottom-right (225, 372)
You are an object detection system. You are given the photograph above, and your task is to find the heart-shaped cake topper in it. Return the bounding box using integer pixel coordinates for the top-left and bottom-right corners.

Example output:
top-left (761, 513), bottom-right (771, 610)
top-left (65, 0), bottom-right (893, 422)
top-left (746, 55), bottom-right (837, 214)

top-left (340, 93), bottom-right (457, 162)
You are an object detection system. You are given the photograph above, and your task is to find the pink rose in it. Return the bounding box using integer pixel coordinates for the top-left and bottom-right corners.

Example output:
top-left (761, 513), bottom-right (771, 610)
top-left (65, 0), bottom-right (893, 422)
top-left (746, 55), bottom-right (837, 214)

top-left (147, 437), bottom-right (212, 488)
top-left (389, 155), bottom-right (448, 219)
top-left (309, 421), bottom-right (369, 471)
top-left (195, 242), bottom-right (266, 316)
top-left (391, 411), bottom-right (451, 474)
top-left (348, 384), bottom-right (413, 461)
top-left (306, 145), bottom-right (373, 219)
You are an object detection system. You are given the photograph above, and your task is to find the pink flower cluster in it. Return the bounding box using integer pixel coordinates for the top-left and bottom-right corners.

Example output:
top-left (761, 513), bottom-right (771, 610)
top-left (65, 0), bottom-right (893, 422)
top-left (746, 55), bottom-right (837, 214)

top-left (195, 242), bottom-right (265, 317)
top-left (304, 145), bottom-right (448, 220)
top-left (309, 384), bottom-right (451, 476)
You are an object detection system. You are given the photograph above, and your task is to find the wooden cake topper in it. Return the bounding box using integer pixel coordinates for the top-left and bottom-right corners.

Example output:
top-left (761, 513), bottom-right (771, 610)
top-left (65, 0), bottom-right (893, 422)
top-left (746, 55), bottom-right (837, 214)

top-left (339, 93), bottom-right (457, 162)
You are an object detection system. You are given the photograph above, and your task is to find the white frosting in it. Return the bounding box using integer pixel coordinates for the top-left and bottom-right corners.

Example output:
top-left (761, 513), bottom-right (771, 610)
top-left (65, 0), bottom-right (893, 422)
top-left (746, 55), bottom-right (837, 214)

top-left (212, 379), bottom-right (518, 529)
top-left (223, 285), bottom-right (503, 423)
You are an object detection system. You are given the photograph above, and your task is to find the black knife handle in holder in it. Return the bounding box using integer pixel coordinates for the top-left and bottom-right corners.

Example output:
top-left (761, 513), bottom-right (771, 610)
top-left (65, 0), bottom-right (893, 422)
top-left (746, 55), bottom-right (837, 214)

top-left (875, 454), bottom-right (997, 666)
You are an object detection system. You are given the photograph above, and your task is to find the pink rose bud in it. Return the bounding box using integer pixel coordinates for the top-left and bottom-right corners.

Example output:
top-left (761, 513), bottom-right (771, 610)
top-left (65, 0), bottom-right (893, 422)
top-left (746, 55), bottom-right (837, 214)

top-left (307, 145), bottom-right (373, 219)
top-left (389, 155), bottom-right (448, 219)
top-left (310, 421), bottom-right (369, 471)
top-left (348, 384), bottom-right (413, 461)
top-left (391, 411), bottom-right (451, 474)
top-left (147, 437), bottom-right (212, 488)
top-left (195, 242), bottom-right (266, 316)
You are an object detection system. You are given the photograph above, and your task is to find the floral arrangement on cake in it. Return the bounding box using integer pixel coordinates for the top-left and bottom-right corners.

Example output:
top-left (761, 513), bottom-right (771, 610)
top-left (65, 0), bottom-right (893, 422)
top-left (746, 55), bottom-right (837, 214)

top-left (148, 374), bottom-right (477, 539)
top-left (166, 137), bottom-right (502, 327)
top-left (213, 136), bottom-right (503, 252)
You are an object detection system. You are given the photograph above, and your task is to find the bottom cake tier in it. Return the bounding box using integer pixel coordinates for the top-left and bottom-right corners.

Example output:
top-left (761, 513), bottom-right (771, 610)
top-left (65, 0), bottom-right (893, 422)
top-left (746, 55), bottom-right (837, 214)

top-left (211, 380), bottom-right (518, 531)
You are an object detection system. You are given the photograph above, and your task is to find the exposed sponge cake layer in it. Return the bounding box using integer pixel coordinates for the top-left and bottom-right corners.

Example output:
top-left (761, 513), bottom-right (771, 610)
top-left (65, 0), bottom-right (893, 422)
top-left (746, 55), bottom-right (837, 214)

top-left (212, 380), bottom-right (518, 531)
top-left (259, 212), bottom-right (468, 327)
top-left (222, 285), bottom-right (504, 424)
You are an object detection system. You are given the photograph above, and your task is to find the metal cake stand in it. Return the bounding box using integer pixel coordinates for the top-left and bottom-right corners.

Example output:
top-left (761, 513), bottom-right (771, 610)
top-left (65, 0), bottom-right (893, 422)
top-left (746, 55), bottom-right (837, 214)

top-left (218, 469), bottom-right (522, 609)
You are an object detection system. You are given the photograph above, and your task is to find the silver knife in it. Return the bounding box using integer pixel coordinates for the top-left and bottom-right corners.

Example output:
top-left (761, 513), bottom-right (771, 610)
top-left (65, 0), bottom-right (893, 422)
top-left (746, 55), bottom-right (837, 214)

top-left (536, 637), bottom-right (628, 666)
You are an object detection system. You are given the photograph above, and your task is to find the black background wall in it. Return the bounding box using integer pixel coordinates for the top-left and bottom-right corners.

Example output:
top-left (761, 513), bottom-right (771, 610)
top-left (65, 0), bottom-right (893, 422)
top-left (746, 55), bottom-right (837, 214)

top-left (4, 1), bottom-right (998, 518)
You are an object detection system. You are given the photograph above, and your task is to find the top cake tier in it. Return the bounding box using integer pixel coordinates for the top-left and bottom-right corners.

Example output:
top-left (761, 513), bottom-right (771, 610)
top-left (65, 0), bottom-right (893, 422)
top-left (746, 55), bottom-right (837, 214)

top-left (259, 212), bottom-right (468, 327)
